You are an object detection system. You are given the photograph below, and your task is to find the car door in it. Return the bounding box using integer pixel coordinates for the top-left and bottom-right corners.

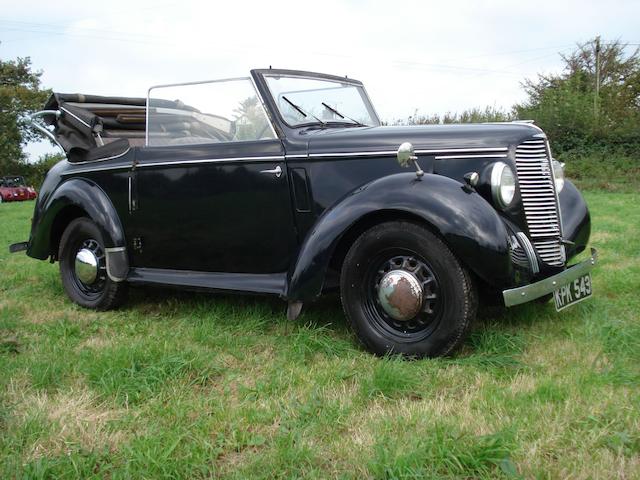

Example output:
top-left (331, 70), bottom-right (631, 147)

top-left (129, 78), bottom-right (297, 274)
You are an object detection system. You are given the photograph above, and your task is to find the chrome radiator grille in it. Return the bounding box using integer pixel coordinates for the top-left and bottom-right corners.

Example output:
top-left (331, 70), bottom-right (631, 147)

top-left (515, 138), bottom-right (565, 266)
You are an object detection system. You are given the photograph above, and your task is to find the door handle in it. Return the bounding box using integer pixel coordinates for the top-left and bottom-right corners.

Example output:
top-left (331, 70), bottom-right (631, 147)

top-left (260, 165), bottom-right (282, 178)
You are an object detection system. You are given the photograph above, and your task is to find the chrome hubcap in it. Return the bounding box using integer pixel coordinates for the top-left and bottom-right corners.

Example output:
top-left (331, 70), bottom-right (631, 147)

top-left (75, 248), bottom-right (99, 285)
top-left (377, 269), bottom-right (424, 321)
top-left (368, 254), bottom-right (440, 336)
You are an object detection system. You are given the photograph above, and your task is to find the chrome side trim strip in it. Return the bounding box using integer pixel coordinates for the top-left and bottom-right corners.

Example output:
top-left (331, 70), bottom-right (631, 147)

top-left (503, 248), bottom-right (597, 307)
top-left (137, 155), bottom-right (285, 169)
top-left (61, 147), bottom-right (508, 175)
top-left (105, 247), bottom-right (127, 253)
top-left (61, 164), bottom-right (130, 176)
top-left (61, 155), bottom-right (285, 176)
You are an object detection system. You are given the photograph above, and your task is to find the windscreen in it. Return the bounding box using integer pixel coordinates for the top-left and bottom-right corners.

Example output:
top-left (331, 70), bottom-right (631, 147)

top-left (264, 75), bottom-right (379, 127)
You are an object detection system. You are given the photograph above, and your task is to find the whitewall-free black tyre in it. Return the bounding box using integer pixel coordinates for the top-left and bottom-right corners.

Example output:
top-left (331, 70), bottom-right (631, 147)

top-left (340, 221), bottom-right (477, 358)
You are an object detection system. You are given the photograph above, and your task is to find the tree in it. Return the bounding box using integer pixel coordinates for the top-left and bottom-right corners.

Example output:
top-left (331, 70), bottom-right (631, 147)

top-left (233, 95), bottom-right (271, 140)
top-left (25, 152), bottom-right (64, 187)
top-left (515, 39), bottom-right (640, 152)
top-left (0, 55), bottom-right (51, 173)
top-left (395, 106), bottom-right (513, 126)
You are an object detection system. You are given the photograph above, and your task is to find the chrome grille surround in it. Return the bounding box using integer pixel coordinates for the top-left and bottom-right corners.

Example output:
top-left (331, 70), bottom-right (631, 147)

top-left (515, 138), bottom-right (565, 266)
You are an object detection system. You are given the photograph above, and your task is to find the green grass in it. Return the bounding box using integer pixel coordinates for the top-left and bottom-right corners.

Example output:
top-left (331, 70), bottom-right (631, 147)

top-left (1, 190), bottom-right (639, 479)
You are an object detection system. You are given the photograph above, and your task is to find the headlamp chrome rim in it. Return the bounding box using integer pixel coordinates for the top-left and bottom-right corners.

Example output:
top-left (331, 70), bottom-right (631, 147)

top-left (490, 161), bottom-right (516, 209)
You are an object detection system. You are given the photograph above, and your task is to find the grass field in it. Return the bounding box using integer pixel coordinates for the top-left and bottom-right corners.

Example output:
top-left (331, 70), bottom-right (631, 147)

top-left (1, 192), bottom-right (639, 479)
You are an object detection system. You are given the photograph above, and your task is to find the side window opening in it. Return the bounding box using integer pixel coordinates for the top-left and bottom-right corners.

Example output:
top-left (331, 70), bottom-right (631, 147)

top-left (146, 78), bottom-right (276, 147)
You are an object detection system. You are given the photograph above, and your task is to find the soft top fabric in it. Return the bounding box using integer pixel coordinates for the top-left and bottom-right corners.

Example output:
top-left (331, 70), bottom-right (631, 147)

top-left (43, 93), bottom-right (147, 162)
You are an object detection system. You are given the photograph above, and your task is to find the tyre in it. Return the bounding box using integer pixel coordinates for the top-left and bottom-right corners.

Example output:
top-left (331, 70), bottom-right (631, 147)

top-left (340, 221), bottom-right (477, 358)
top-left (58, 217), bottom-right (127, 310)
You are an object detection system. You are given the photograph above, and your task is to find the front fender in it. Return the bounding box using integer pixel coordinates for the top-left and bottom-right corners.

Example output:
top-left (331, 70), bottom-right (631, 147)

top-left (558, 180), bottom-right (591, 260)
top-left (26, 177), bottom-right (128, 280)
top-left (286, 172), bottom-right (512, 302)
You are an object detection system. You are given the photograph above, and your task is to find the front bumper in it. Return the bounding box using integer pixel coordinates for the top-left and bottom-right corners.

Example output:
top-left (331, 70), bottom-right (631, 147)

top-left (502, 248), bottom-right (597, 307)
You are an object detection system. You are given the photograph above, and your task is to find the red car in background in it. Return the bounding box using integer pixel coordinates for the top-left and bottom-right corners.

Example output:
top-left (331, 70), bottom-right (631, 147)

top-left (0, 176), bottom-right (37, 203)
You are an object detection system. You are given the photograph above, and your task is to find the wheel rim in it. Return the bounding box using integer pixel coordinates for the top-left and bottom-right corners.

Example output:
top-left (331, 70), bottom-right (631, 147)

top-left (70, 239), bottom-right (107, 297)
top-left (363, 250), bottom-right (442, 340)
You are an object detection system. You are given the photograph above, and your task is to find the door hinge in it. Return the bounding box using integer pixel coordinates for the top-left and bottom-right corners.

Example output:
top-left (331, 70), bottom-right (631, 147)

top-left (132, 237), bottom-right (143, 253)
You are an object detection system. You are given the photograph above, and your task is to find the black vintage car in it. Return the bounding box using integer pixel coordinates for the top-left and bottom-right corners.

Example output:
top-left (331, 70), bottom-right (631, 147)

top-left (12, 69), bottom-right (596, 357)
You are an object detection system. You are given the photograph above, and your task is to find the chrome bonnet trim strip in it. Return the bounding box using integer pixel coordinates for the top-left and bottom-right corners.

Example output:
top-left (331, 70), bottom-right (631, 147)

top-left (418, 147), bottom-right (508, 154)
top-left (305, 147), bottom-right (508, 159)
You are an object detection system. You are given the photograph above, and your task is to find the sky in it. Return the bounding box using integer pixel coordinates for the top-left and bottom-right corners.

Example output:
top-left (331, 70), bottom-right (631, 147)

top-left (1, 0), bottom-right (639, 160)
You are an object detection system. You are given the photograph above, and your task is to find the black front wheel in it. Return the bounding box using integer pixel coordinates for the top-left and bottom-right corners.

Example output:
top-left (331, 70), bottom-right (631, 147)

top-left (58, 217), bottom-right (127, 310)
top-left (340, 221), bottom-right (477, 358)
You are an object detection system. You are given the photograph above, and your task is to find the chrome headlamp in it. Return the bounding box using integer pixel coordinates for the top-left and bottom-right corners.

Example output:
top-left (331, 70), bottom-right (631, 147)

top-left (490, 162), bottom-right (516, 209)
top-left (552, 159), bottom-right (565, 192)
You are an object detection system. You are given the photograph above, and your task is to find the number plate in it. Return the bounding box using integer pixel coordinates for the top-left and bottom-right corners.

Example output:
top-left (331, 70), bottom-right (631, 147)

top-left (553, 273), bottom-right (593, 311)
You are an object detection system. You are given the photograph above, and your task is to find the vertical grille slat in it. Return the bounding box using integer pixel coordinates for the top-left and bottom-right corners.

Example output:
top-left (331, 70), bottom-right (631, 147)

top-left (515, 138), bottom-right (565, 266)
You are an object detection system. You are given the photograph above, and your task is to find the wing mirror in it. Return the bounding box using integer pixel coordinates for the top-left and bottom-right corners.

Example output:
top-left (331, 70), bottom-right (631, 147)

top-left (396, 142), bottom-right (424, 178)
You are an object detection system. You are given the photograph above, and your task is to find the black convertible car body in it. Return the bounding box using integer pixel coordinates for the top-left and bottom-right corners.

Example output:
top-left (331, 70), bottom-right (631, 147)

top-left (13, 68), bottom-right (596, 357)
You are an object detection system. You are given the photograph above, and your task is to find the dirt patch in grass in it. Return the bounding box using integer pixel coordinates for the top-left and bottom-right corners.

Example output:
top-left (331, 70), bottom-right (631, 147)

top-left (14, 388), bottom-right (127, 459)
top-left (523, 338), bottom-right (600, 374)
top-left (76, 336), bottom-right (114, 351)
top-left (591, 231), bottom-right (615, 243)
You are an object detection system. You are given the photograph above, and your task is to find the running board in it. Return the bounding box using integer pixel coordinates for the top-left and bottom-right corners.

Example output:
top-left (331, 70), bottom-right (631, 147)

top-left (127, 267), bottom-right (287, 297)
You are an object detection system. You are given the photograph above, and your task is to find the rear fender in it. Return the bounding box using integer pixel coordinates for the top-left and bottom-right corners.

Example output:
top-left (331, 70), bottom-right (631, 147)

top-left (27, 178), bottom-right (128, 281)
top-left (286, 172), bottom-right (511, 302)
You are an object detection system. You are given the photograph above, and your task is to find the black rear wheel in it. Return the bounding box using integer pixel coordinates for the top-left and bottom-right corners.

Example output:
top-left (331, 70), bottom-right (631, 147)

top-left (340, 221), bottom-right (477, 358)
top-left (59, 217), bottom-right (127, 310)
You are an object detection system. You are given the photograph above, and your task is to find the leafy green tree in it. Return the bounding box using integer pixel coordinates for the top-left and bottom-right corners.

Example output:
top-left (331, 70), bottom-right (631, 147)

top-left (25, 152), bottom-right (64, 187)
top-left (394, 106), bottom-right (512, 126)
top-left (233, 96), bottom-right (272, 140)
top-left (515, 39), bottom-right (640, 152)
top-left (0, 55), bottom-right (51, 173)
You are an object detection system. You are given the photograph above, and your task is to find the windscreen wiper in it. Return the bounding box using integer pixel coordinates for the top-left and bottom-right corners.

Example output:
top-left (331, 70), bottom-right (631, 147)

top-left (321, 102), bottom-right (367, 126)
top-left (282, 96), bottom-right (325, 126)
